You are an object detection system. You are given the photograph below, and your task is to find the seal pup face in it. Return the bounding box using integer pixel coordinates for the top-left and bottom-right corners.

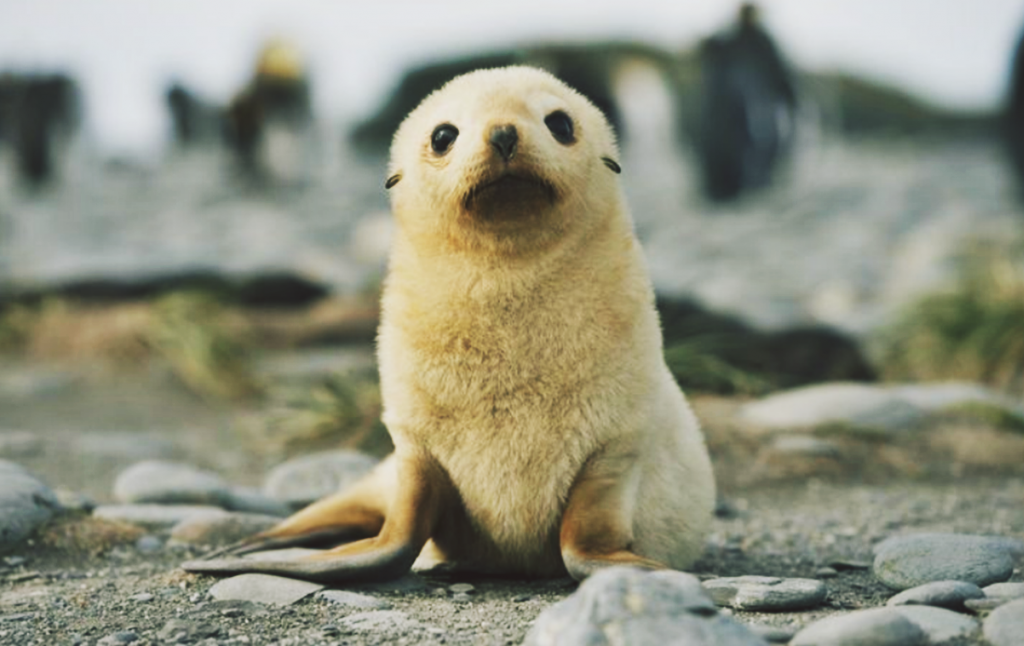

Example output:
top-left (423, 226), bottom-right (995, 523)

top-left (386, 66), bottom-right (623, 257)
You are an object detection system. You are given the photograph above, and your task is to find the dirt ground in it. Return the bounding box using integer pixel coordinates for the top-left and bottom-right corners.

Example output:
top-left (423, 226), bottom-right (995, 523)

top-left (1, 348), bottom-right (1022, 645)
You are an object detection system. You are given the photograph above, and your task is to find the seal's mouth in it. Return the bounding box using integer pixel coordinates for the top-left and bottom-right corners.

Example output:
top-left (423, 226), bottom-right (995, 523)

top-left (462, 173), bottom-right (557, 216)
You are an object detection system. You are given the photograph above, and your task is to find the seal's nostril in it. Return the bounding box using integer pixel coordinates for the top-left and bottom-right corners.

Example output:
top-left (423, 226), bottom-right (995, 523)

top-left (489, 125), bottom-right (518, 162)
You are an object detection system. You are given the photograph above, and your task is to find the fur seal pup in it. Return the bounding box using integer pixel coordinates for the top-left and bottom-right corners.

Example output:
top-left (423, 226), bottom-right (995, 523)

top-left (184, 66), bottom-right (715, 582)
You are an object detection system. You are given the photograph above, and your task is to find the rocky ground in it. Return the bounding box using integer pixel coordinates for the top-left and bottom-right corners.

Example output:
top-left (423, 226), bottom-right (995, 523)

top-left (1, 346), bottom-right (1023, 645)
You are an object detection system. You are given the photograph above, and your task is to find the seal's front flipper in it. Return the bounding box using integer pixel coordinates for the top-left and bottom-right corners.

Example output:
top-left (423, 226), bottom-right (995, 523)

top-left (182, 451), bottom-right (453, 584)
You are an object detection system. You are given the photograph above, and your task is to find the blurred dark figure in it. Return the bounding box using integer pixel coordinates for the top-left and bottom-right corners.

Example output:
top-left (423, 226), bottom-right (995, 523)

top-left (1005, 25), bottom-right (1024, 197)
top-left (165, 81), bottom-right (222, 147)
top-left (223, 40), bottom-right (312, 181)
top-left (0, 73), bottom-right (79, 187)
top-left (695, 3), bottom-right (797, 202)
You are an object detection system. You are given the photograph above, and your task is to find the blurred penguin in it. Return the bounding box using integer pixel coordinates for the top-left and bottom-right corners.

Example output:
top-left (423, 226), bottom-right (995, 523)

top-left (695, 3), bottom-right (797, 202)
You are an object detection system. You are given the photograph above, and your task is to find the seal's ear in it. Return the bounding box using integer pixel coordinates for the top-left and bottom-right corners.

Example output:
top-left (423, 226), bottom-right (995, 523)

top-left (601, 157), bottom-right (621, 174)
top-left (385, 173), bottom-right (402, 189)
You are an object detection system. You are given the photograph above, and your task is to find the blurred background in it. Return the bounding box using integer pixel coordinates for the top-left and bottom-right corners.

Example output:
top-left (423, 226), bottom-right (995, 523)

top-left (2, 0), bottom-right (1024, 497)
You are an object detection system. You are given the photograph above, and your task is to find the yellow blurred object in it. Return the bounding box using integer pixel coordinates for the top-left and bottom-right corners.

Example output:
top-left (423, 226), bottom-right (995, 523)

top-left (256, 39), bottom-right (305, 81)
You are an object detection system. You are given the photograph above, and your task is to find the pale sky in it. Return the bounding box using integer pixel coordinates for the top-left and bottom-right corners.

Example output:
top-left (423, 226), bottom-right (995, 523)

top-left (2, 0), bottom-right (1023, 156)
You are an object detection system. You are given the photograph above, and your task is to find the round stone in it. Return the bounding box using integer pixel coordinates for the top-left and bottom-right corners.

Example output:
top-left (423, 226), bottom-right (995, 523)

top-left (113, 460), bottom-right (230, 506)
top-left (873, 533), bottom-right (1018, 590)
top-left (263, 450), bottom-right (379, 508)
top-left (703, 575), bottom-right (828, 611)
top-left (983, 598), bottom-right (1024, 646)
top-left (790, 608), bottom-right (927, 646)
top-left (525, 566), bottom-right (768, 646)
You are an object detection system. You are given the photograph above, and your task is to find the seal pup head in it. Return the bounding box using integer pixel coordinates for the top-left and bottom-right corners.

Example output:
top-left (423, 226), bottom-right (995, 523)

top-left (385, 66), bottom-right (623, 257)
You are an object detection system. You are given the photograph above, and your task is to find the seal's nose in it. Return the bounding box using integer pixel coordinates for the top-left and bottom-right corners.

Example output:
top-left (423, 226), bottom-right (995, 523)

top-left (489, 125), bottom-right (518, 162)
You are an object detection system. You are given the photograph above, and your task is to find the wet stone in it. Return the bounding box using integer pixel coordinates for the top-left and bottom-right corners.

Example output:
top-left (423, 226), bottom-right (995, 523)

top-left (208, 573), bottom-right (323, 606)
top-left (790, 608), bottom-right (927, 646)
top-left (885, 580), bottom-right (985, 610)
top-left (873, 533), bottom-right (1020, 590)
top-left (525, 566), bottom-right (768, 646)
top-left (0, 460), bottom-right (61, 553)
top-left (262, 450), bottom-right (379, 508)
top-left (703, 575), bottom-right (828, 611)
top-left (983, 598), bottom-right (1024, 646)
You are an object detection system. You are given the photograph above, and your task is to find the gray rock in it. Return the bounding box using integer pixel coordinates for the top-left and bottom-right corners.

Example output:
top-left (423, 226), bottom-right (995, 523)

top-left (262, 450), bottom-right (379, 508)
top-left (169, 511), bottom-right (280, 546)
top-left (317, 590), bottom-right (392, 610)
top-left (93, 504), bottom-right (225, 531)
top-left (983, 598), bottom-right (1024, 646)
top-left (873, 533), bottom-right (1018, 590)
top-left (703, 575), bottom-right (828, 611)
top-left (790, 608), bottom-right (927, 646)
top-left (449, 583), bottom-right (476, 594)
top-left (890, 606), bottom-right (980, 644)
top-left (113, 460), bottom-right (230, 506)
top-left (0, 460), bottom-right (61, 553)
top-left (885, 580), bottom-right (985, 610)
top-left (207, 573), bottom-right (324, 606)
top-left (740, 383), bottom-right (925, 433)
top-left (53, 489), bottom-right (96, 513)
top-left (524, 566), bottom-right (768, 646)
top-left (983, 582), bottom-right (1024, 602)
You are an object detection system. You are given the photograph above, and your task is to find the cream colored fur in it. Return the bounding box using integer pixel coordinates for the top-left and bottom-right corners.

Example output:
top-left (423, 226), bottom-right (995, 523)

top-left (377, 66), bottom-right (715, 576)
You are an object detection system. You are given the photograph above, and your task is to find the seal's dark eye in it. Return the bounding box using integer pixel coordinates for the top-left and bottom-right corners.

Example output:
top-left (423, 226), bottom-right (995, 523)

top-left (431, 124), bottom-right (458, 155)
top-left (544, 111), bottom-right (575, 144)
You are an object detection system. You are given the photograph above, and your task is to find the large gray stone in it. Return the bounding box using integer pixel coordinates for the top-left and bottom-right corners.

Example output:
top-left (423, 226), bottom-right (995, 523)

top-left (262, 450), bottom-right (379, 507)
top-left (873, 533), bottom-right (1019, 590)
top-left (983, 598), bottom-right (1024, 646)
top-left (890, 605), bottom-right (980, 644)
top-left (885, 580), bottom-right (985, 610)
top-left (524, 566), bottom-right (768, 646)
top-left (702, 576), bottom-right (828, 611)
top-left (0, 460), bottom-right (61, 553)
top-left (790, 608), bottom-right (927, 646)
top-left (113, 460), bottom-right (230, 506)
top-left (207, 573), bottom-right (323, 606)
top-left (740, 383), bottom-right (924, 433)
